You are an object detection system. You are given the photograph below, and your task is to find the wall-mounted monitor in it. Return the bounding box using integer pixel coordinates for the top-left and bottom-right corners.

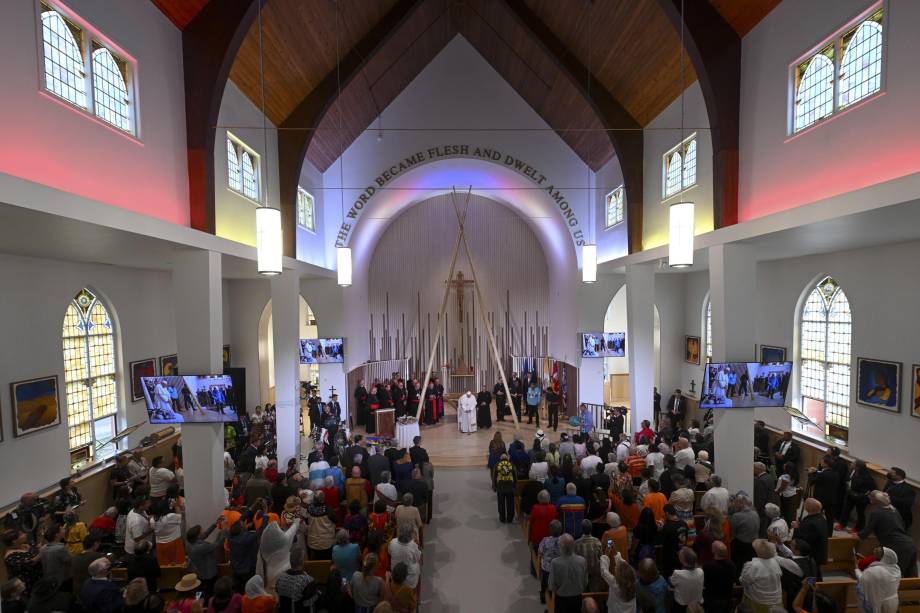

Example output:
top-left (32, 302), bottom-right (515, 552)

top-left (580, 332), bottom-right (625, 358)
top-left (140, 375), bottom-right (240, 423)
top-left (300, 338), bottom-right (344, 364)
top-left (700, 361), bottom-right (793, 409)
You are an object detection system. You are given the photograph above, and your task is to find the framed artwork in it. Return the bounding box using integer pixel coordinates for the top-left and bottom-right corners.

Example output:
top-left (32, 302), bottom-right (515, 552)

top-left (223, 345), bottom-right (231, 369)
top-left (685, 336), bottom-right (701, 365)
top-left (129, 358), bottom-right (157, 401)
top-left (856, 357), bottom-right (900, 412)
top-left (10, 375), bottom-right (60, 437)
top-left (159, 354), bottom-right (179, 376)
top-left (912, 365), bottom-right (920, 419)
top-left (760, 345), bottom-right (787, 363)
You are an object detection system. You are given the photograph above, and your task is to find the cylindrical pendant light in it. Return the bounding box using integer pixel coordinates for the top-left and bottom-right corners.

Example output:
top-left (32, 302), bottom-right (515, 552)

top-left (582, 244), bottom-right (597, 283)
top-left (668, 201), bottom-right (694, 268)
top-left (337, 246), bottom-right (352, 287)
top-left (256, 206), bottom-right (282, 276)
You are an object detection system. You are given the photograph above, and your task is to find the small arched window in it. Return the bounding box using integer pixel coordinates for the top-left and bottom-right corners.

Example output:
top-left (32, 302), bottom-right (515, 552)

top-left (799, 276), bottom-right (851, 440)
top-left (794, 52), bottom-right (834, 132)
top-left (40, 9), bottom-right (87, 109)
top-left (227, 138), bottom-right (243, 193)
top-left (241, 151), bottom-right (260, 201)
top-left (664, 151), bottom-right (682, 198)
top-left (91, 46), bottom-right (131, 131)
top-left (682, 140), bottom-right (697, 190)
top-left (62, 288), bottom-right (119, 462)
top-left (838, 21), bottom-right (883, 108)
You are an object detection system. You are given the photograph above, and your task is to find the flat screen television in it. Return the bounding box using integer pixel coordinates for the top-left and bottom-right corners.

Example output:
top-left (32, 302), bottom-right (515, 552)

top-left (580, 332), bottom-right (625, 358)
top-left (700, 361), bottom-right (793, 409)
top-left (300, 338), bottom-right (344, 364)
top-left (140, 375), bottom-right (240, 424)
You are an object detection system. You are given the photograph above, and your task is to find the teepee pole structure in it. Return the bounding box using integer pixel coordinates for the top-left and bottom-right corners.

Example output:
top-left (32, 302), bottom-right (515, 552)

top-left (414, 188), bottom-right (472, 421)
top-left (447, 189), bottom-right (521, 433)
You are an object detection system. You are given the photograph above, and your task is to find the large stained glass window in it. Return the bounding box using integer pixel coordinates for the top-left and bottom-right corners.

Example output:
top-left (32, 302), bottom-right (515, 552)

top-left (662, 135), bottom-right (697, 199)
top-left (227, 134), bottom-right (260, 202)
top-left (605, 186), bottom-right (624, 228)
top-left (91, 45), bottom-right (131, 131)
top-left (63, 288), bottom-right (119, 462)
top-left (799, 276), bottom-right (851, 441)
top-left (297, 187), bottom-right (316, 231)
top-left (40, 8), bottom-right (87, 109)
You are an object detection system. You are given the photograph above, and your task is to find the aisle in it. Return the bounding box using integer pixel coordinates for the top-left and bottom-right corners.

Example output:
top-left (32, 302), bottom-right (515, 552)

top-left (419, 467), bottom-right (543, 612)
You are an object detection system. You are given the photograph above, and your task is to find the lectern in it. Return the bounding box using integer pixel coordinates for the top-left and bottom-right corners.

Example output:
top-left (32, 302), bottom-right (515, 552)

top-left (375, 408), bottom-right (396, 439)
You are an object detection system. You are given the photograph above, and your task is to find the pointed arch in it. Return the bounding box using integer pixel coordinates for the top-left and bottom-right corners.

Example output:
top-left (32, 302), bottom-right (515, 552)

top-left (40, 9), bottom-right (87, 109)
top-left (62, 287), bottom-right (119, 463)
top-left (91, 46), bottom-right (131, 131)
top-left (794, 53), bottom-right (834, 132)
top-left (838, 20), bottom-right (883, 108)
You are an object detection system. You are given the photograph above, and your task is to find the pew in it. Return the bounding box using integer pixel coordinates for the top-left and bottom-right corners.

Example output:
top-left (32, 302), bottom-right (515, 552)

top-left (899, 577), bottom-right (920, 613)
top-left (821, 535), bottom-right (858, 579)
top-left (303, 559), bottom-right (333, 583)
top-left (514, 479), bottom-right (533, 521)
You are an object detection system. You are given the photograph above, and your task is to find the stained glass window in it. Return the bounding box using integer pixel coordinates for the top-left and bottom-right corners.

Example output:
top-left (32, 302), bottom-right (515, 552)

top-left (799, 276), bottom-right (851, 440)
top-left (705, 299), bottom-right (712, 361)
top-left (227, 135), bottom-right (260, 202)
top-left (297, 187), bottom-right (316, 231)
top-left (605, 186), bottom-right (625, 228)
top-left (40, 8), bottom-right (87, 109)
top-left (791, 8), bottom-right (883, 133)
top-left (91, 45), bottom-right (131, 132)
top-left (227, 138), bottom-right (242, 193)
top-left (662, 135), bottom-right (697, 199)
top-left (241, 152), bottom-right (259, 201)
top-left (62, 288), bottom-right (119, 462)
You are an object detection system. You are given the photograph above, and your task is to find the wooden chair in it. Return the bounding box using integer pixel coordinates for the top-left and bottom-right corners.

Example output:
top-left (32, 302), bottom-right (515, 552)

top-left (822, 536), bottom-right (858, 579)
top-left (157, 564), bottom-right (187, 592)
top-left (814, 579), bottom-right (857, 611)
top-left (899, 577), bottom-right (920, 613)
top-left (303, 559), bottom-right (332, 584)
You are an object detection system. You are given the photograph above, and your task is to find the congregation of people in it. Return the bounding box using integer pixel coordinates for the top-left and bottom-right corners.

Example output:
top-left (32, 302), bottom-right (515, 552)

top-left (489, 405), bottom-right (919, 613)
top-left (1, 400), bottom-right (434, 613)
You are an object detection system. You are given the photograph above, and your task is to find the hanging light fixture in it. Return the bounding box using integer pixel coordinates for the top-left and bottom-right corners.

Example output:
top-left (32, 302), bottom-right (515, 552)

top-left (333, 1), bottom-right (351, 288)
top-left (582, 244), bottom-right (597, 283)
top-left (668, 0), bottom-right (694, 269)
top-left (257, 207), bottom-right (282, 275)
top-left (337, 246), bottom-right (352, 287)
top-left (668, 201), bottom-right (694, 268)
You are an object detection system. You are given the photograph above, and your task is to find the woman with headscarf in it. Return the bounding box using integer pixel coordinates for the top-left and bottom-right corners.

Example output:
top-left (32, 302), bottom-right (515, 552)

top-left (856, 547), bottom-right (901, 613)
top-left (487, 432), bottom-right (505, 470)
top-left (241, 576), bottom-right (276, 613)
top-left (256, 517), bottom-right (300, 593)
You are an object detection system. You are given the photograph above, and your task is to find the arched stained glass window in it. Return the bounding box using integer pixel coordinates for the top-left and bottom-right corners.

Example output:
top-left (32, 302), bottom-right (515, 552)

top-left (682, 139), bottom-right (697, 190)
top-left (63, 288), bottom-right (119, 462)
top-left (794, 52), bottom-right (835, 132)
top-left (227, 138), bottom-right (243, 193)
top-left (40, 9), bottom-right (87, 109)
top-left (91, 46), bottom-right (131, 131)
top-left (605, 186), bottom-right (625, 228)
top-left (241, 151), bottom-right (260, 201)
top-left (838, 21), bottom-right (883, 108)
top-left (664, 151), bottom-right (682, 198)
top-left (705, 299), bottom-right (712, 361)
top-left (799, 276), bottom-right (851, 439)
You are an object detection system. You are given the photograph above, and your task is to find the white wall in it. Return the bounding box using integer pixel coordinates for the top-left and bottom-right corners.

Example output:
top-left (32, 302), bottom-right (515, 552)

top-left (215, 81), bottom-right (280, 246)
top-left (603, 286), bottom-right (629, 375)
top-left (295, 160), bottom-right (326, 267)
top-left (595, 156), bottom-right (628, 263)
top-left (680, 271), bottom-right (710, 398)
top-left (0, 0), bottom-right (188, 225)
top-left (642, 82), bottom-right (713, 249)
top-left (739, 0), bottom-right (920, 222)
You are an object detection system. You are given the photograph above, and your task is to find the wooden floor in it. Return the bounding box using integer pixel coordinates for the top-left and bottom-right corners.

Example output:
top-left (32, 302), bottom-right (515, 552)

top-left (351, 400), bottom-right (606, 468)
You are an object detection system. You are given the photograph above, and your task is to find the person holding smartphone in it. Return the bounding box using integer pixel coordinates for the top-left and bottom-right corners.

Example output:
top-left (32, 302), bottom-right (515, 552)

top-left (792, 577), bottom-right (837, 613)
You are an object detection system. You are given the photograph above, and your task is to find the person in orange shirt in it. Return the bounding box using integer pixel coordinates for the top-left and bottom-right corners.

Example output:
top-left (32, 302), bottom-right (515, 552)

top-left (642, 479), bottom-right (668, 525)
top-left (600, 512), bottom-right (630, 560)
top-left (610, 487), bottom-right (640, 530)
top-left (626, 448), bottom-right (647, 481)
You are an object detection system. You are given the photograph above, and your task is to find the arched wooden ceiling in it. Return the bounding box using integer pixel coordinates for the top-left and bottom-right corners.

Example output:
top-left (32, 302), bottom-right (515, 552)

top-left (152, 0), bottom-right (779, 173)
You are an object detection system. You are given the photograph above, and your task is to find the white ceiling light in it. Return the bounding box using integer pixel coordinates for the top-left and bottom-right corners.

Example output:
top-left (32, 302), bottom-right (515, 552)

top-left (582, 244), bottom-right (597, 283)
top-left (668, 201), bottom-right (694, 269)
top-left (337, 247), bottom-right (352, 287)
top-left (256, 207), bottom-right (282, 276)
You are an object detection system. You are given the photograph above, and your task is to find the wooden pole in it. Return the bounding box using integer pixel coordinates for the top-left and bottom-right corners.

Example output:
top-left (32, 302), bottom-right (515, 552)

top-left (447, 191), bottom-right (521, 433)
top-left (414, 188), bottom-right (472, 421)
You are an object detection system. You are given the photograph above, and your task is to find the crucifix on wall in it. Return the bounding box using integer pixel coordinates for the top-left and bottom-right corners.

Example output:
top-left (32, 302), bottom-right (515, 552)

top-left (449, 271), bottom-right (474, 324)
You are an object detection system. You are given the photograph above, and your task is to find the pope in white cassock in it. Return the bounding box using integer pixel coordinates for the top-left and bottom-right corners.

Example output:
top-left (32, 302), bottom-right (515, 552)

top-left (458, 390), bottom-right (477, 434)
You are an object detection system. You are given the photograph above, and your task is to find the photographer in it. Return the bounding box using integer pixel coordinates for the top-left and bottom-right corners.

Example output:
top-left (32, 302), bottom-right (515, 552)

top-left (5, 494), bottom-right (47, 544)
top-left (807, 456), bottom-right (841, 533)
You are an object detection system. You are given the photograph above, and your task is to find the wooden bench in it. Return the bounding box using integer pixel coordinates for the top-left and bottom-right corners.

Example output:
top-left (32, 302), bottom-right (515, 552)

top-left (815, 579), bottom-right (858, 611)
top-left (303, 559), bottom-right (333, 584)
top-left (899, 577), bottom-right (920, 613)
top-left (157, 564), bottom-right (187, 592)
top-left (821, 536), bottom-right (858, 579)
top-left (514, 479), bottom-right (533, 521)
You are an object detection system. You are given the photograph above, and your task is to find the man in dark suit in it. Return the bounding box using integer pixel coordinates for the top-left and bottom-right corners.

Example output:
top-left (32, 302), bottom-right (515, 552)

top-left (666, 389), bottom-right (687, 430)
top-left (753, 462), bottom-right (779, 536)
top-left (773, 431), bottom-right (801, 468)
top-left (808, 456), bottom-right (841, 532)
top-left (754, 420), bottom-right (770, 458)
top-left (793, 498), bottom-right (829, 580)
top-left (884, 467), bottom-right (916, 529)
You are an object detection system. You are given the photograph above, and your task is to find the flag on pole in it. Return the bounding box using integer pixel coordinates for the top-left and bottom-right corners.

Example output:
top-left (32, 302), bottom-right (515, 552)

top-left (551, 360), bottom-right (560, 394)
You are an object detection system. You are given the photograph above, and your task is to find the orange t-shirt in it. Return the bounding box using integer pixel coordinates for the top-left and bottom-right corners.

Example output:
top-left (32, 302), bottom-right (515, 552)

top-left (610, 496), bottom-right (640, 530)
top-left (601, 526), bottom-right (629, 560)
top-left (626, 456), bottom-right (646, 479)
top-left (252, 512), bottom-right (279, 530)
top-left (643, 492), bottom-right (667, 524)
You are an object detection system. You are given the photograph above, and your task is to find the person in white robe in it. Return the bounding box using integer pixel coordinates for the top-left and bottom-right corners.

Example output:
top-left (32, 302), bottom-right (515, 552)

top-left (856, 547), bottom-right (901, 613)
top-left (256, 518), bottom-right (301, 593)
top-left (458, 390), bottom-right (477, 434)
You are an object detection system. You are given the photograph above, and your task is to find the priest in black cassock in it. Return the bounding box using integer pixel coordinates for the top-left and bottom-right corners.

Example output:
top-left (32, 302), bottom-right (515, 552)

top-left (476, 385), bottom-right (493, 429)
top-left (353, 380), bottom-right (368, 428)
top-left (509, 373), bottom-right (523, 420)
top-left (493, 380), bottom-right (507, 421)
top-left (392, 380), bottom-right (407, 418)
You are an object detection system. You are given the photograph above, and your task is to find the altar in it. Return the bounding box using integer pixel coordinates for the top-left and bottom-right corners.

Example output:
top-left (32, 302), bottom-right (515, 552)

top-left (396, 420), bottom-right (420, 449)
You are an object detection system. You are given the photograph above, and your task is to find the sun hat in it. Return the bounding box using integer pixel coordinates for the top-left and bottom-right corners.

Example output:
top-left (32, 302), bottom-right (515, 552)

top-left (536, 430), bottom-right (545, 441)
top-left (175, 573), bottom-right (201, 592)
top-left (283, 495), bottom-right (301, 514)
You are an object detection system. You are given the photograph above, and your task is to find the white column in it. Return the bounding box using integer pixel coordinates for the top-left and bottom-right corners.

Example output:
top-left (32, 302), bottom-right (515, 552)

top-left (271, 270), bottom-right (301, 466)
top-left (709, 243), bottom-right (757, 496)
top-left (626, 263), bottom-right (655, 433)
top-left (172, 250), bottom-right (225, 529)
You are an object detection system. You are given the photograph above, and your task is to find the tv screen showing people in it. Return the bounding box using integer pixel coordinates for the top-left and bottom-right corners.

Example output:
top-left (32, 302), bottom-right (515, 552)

top-left (580, 332), bottom-right (626, 358)
top-left (700, 361), bottom-right (793, 409)
top-left (141, 375), bottom-right (240, 423)
top-left (299, 337), bottom-right (344, 364)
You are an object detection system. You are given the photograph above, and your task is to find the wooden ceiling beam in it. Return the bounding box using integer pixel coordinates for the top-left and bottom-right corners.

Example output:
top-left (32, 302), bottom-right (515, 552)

top-left (277, 0), bottom-right (427, 258)
top-left (500, 0), bottom-right (644, 253)
top-left (655, 0), bottom-right (740, 229)
top-left (182, 0), bottom-right (265, 234)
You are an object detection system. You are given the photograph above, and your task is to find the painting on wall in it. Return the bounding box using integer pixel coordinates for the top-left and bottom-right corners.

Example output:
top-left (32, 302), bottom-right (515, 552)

top-left (10, 376), bottom-right (60, 437)
top-left (129, 358), bottom-right (157, 402)
top-left (760, 345), bottom-right (786, 363)
top-left (685, 336), bottom-right (700, 365)
top-left (223, 345), bottom-right (231, 369)
top-left (912, 365), bottom-right (920, 419)
top-left (159, 354), bottom-right (179, 376)
top-left (856, 358), bottom-right (900, 412)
